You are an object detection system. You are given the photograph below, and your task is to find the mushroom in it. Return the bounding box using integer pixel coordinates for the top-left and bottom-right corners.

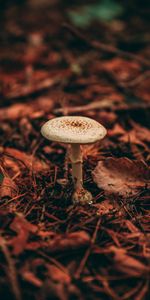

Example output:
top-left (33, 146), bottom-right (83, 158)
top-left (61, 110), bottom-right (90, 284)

top-left (41, 116), bottom-right (107, 204)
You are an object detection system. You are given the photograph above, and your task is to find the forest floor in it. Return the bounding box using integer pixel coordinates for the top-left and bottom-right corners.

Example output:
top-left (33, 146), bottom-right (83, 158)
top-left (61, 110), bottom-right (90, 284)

top-left (0, 1), bottom-right (150, 300)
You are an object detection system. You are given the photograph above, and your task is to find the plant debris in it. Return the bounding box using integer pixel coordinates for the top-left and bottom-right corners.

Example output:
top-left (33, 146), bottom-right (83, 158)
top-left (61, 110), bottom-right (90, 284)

top-left (93, 157), bottom-right (150, 197)
top-left (0, 1), bottom-right (150, 299)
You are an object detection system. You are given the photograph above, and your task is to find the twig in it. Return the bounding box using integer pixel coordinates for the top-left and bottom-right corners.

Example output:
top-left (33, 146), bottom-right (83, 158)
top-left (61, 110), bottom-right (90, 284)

top-left (75, 218), bottom-right (101, 279)
top-left (63, 23), bottom-right (150, 68)
top-left (0, 237), bottom-right (22, 300)
top-left (124, 70), bottom-right (150, 87)
top-left (3, 76), bottom-right (61, 101)
top-left (54, 99), bottom-right (115, 114)
top-left (119, 199), bottom-right (147, 237)
top-left (54, 98), bottom-right (150, 115)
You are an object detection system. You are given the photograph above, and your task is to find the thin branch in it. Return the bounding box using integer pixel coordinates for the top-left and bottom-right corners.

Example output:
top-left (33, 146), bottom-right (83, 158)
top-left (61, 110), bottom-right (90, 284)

top-left (0, 237), bottom-right (22, 300)
top-left (75, 218), bottom-right (101, 279)
top-left (63, 23), bottom-right (150, 68)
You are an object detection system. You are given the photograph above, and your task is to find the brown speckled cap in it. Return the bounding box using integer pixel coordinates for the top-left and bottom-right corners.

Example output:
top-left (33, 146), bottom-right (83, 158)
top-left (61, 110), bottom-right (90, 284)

top-left (41, 116), bottom-right (107, 144)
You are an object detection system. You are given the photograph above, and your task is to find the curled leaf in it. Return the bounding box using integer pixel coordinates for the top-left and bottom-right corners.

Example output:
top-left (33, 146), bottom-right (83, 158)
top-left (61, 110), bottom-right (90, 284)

top-left (93, 157), bottom-right (150, 197)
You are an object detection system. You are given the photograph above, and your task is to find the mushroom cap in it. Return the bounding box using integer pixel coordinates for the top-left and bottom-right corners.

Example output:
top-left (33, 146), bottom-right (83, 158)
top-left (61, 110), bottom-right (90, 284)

top-left (41, 116), bottom-right (107, 144)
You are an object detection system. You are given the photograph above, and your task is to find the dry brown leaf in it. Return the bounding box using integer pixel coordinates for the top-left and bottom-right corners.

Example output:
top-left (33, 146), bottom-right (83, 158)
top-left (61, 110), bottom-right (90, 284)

top-left (47, 231), bottom-right (90, 253)
top-left (94, 200), bottom-right (114, 216)
top-left (26, 231), bottom-right (90, 253)
top-left (120, 130), bottom-right (150, 148)
top-left (20, 258), bottom-right (44, 287)
top-left (115, 121), bottom-right (150, 152)
top-left (5, 75), bottom-right (57, 99)
top-left (131, 122), bottom-right (150, 143)
top-left (103, 58), bottom-right (141, 82)
top-left (0, 176), bottom-right (18, 199)
top-left (136, 77), bottom-right (150, 102)
top-left (47, 265), bottom-right (71, 284)
top-left (2, 156), bottom-right (21, 176)
top-left (109, 246), bottom-right (148, 277)
top-left (0, 97), bottom-right (54, 121)
top-left (22, 271), bottom-right (43, 287)
top-left (108, 124), bottom-right (126, 137)
top-left (9, 213), bottom-right (37, 255)
top-left (93, 157), bottom-right (150, 197)
top-left (4, 148), bottom-right (49, 173)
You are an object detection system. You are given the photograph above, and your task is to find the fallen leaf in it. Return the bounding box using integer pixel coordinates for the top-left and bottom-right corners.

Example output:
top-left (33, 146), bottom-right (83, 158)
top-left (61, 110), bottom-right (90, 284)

top-left (93, 157), bottom-right (150, 197)
top-left (120, 129), bottom-right (150, 148)
top-left (47, 265), bottom-right (71, 284)
top-left (22, 271), bottom-right (43, 287)
top-left (136, 77), bottom-right (150, 102)
top-left (20, 258), bottom-right (45, 287)
top-left (9, 213), bottom-right (37, 255)
top-left (0, 176), bottom-right (18, 199)
top-left (108, 123), bottom-right (126, 137)
top-left (131, 122), bottom-right (150, 143)
top-left (109, 246), bottom-right (148, 277)
top-left (3, 148), bottom-right (49, 173)
top-left (4, 74), bottom-right (58, 99)
top-left (0, 97), bottom-right (54, 121)
top-left (94, 200), bottom-right (114, 216)
top-left (103, 58), bottom-right (141, 82)
top-left (26, 231), bottom-right (90, 253)
top-left (47, 231), bottom-right (90, 253)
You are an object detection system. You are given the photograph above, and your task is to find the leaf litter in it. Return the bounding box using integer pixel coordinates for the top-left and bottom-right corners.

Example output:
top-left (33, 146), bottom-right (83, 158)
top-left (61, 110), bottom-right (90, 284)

top-left (0, 1), bottom-right (150, 300)
top-left (93, 157), bottom-right (150, 197)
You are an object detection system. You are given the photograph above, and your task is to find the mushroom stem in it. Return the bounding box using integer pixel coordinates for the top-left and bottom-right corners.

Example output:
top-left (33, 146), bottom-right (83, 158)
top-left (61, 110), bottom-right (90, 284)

top-left (69, 144), bottom-right (93, 204)
top-left (70, 144), bottom-right (83, 190)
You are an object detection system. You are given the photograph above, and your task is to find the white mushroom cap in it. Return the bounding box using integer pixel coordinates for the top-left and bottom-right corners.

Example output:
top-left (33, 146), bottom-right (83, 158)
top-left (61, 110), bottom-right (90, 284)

top-left (41, 116), bottom-right (107, 144)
